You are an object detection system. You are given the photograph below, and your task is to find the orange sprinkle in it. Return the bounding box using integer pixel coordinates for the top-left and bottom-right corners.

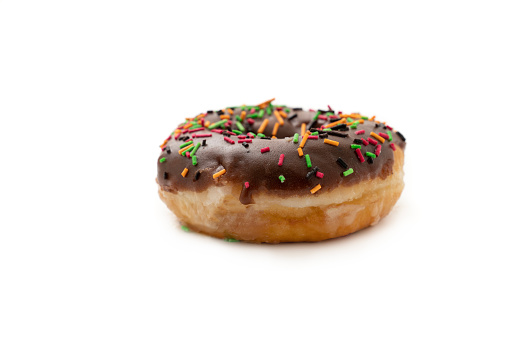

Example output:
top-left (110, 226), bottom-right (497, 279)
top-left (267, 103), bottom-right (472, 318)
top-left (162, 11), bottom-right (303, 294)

top-left (257, 98), bottom-right (275, 108)
top-left (178, 144), bottom-right (194, 155)
top-left (279, 111), bottom-right (287, 118)
top-left (196, 113), bottom-right (206, 120)
top-left (160, 141), bottom-right (168, 149)
top-left (227, 108), bottom-right (234, 115)
top-left (213, 169), bottom-right (226, 179)
top-left (240, 111), bottom-right (246, 121)
top-left (370, 131), bottom-right (386, 143)
top-left (258, 118), bottom-right (269, 134)
top-left (183, 123), bottom-right (193, 129)
top-left (324, 139), bottom-right (339, 147)
top-left (220, 114), bottom-right (230, 120)
top-left (274, 110), bottom-right (284, 126)
top-left (271, 136), bottom-right (277, 139)
top-left (272, 122), bottom-right (280, 136)
top-left (301, 123), bottom-right (306, 136)
top-left (323, 118), bottom-right (346, 129)
top-left (297, 147), bottom-right (304, 157)
top-left (299, 134), bottom-right (309, 149)
top-left (310, 184), bottom-right (322, 194)
top-left (306, 130), bottom-right (311, 135)
top-left (181, 168), bottom-right (189, 178)
top-left (358, 119), bottom-right (364, 124)
top-left (369, 116), bottom-right (376, 121)
top-left (204, 121), bottom-right (210, 128)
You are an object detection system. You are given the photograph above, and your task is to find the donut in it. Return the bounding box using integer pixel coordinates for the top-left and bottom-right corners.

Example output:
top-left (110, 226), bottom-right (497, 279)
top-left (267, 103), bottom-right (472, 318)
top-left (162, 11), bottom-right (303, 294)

top-left (157, 98), bottom-right (406, 243)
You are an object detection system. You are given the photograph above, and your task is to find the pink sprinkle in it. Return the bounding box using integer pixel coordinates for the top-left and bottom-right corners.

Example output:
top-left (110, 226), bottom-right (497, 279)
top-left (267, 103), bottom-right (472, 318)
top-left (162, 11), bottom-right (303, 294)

top-left (194, 134), bottom-right (212, 138)
top-left (328, 105), bottom-right (333, 111)
top-left (368, 137), bottom-right (378, 145)
top-left (355, 148), bottom-right (365, 163)
top-left (355, 130), bottom-right (365, 135)
top-left (200, 118), bottom-right (204, 127)
top-left (237, 135), bottom-right (246, 139)
top-left (379, 132), bottom-right (389, 139)
top-left (224, 122), bottom-right (231, 127)
top-left (309, 109), bottom-right (316, 112)
top-left (390, 143), bottom-right (396, 151)
top-left (189, 127), bottom-right (205, 133)
top-left (226, 131), bottom-right (236, 136)
top-left (316, 171), bottom-right (324, 179)
top-left (361, 138), bottom-right (369, 146)
top-left (386, 125), bottom-right (393, 131)
top-left (224, 137), bottom-right (235, 144)
top-left (186, 152), bottom-right (190, 158)
top-left (375, 144), bottom-right (382, 156)
top-left (247, 118), bottom-right (255, 125)
top-left (248, 134), bottom-right (255, 139)
top-left (250, 108), bottom-right (256, 113)
top-left (261, 147), bottom-right (270, 154)
top-left (238, 139), bottom-right (252, 143)
top-left (211, 129), bottom-right (223, 134)
top-left (318, 114), bottom-right (328, 120)
top-left (244, 182), bottom-right (250, 189)
top-left (278, 154), bottom-right (285, 166)
top-left (174, 133), bottom-right (181, 140)
top-left (308, 135), bottom-right (318, 140)
top-left (181, 129), bottom-right (189, 134)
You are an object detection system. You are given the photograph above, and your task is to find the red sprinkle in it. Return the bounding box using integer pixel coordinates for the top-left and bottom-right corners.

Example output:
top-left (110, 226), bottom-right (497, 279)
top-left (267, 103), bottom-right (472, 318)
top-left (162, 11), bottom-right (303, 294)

top-left (181, 129), bottom-right (189, 134)
top-left (224, 137), bottom-right (235, 144)
top-left (355, 148), bottom-right (365, 163)
top-left (316, 171), bottom-right (324, 179)
top-left (226, 131), bottom-right (236, 136)
top-left (174, 133), bottom-right (181, 140)
top-left (239, 139), bottom-right (252, 143)
top-left (247, 118), bottom-right (255, 125)
top-left (318, 114), bottom-right (328, 120)
top-left (194, 133), bottom-right (212, 138)
top-left (189, 127), bottom-right (204, 133)
top-left (355, 130), bottom-right (365, 135)
top-left (211, 129), bottom-right (223, 134)
top-left (375, 144), bottom-right (382, 156)
top-left (387, 126), bottom-right (393, 131)
top-left (261, 147), bottom-right (270, 154)
top-left (390, 143), bottom-right (396, 151)
top-left (361, 138), bottom-right (369, 146)
top-left (368, 137), bottom-right (378, 145)
top-left (237, 135), bottom-right (246, 139)
top-left (328, 105), bottom-right (333, 111)
top-left (278, 154), bottom-right (285, 166)
top-left (308, 135), bottom-right (318, 140)
top-left (186, 151), bottom-right (190, 158)
top-left (244, 182), bottom-right (250, 189)
top-left (379, 132), bottom-right (389, 139)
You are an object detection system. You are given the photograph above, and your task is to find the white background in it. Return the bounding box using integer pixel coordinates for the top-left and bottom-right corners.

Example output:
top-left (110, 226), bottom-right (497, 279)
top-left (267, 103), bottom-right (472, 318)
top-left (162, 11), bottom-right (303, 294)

top-left (1, 1), bottom-right (508, 338)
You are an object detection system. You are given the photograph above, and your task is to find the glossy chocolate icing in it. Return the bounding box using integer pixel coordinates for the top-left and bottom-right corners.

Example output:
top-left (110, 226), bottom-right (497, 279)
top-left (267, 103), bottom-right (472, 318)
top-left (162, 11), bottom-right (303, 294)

top-left (157, 106), bottom-right (406, 204)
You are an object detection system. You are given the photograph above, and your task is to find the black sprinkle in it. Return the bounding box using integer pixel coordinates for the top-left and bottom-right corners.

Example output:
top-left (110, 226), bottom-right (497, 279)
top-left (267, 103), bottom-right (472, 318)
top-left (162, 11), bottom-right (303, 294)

top-left (207, 110), bottom-right (214, 114)
top-left (318, 133), bottom-right (328, 138)
top-left (329, 117), bottom-right (340, 122)
top-left (166, 147), bottom-right (171, 154)
top-left (396, 131), bottom-right (406, 142)
top-left (328, 131), bottom-right (348, 138)
top-left (180, 136), bottom-right (190, 142)
top-left (379, 124), bottom-right (385, 129)
top-left (293, 107), bottom-right (303, 111)
top-left (306, 170), bottom-right (315, 179)
top-left (313, 166), bottom-right (320, 173)
top-left (261, 137), bottom-right (271, 140)
top-left (310, 128), bottom-right (320, 132)
top-left (383, 125), bottom-right (387, 129)
top-left (242, 142), bottom-right (249, 148)
top-left (331, 124), bottom-right (346, 130)
top-left (216, 111), bottom-right (222, 116)
top-left (202, 139), bottom-right (207, 146)
top-left (375, 123), bottom-right (380, 128)
top-left (194, 171), bottom-right (201, 181)
top-left (353, 139), bottom-right (363, 145)
top-left (163, 172), bottom-right (168, 180)
top-left (288, 113), bottom-right (298, 120)
top-left (222, 131), bottom-right (229, 136)
top-left (367, 157), bottom-right (374, 164)
top-left (306, 120), bottom-right (316, 131)
top-left (338, 127), bottom-right (350, 131)
top-left (336, 157), bottom-right (348, 169)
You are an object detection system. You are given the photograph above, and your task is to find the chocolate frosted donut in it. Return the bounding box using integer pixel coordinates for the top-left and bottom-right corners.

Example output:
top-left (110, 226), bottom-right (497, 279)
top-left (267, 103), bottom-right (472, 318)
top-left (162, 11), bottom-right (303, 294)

top-left (157, 99), bottom-right (406, 243)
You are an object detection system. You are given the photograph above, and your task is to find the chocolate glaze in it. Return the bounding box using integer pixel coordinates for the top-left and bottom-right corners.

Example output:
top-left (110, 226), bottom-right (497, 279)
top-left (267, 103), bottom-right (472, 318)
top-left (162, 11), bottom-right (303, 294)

top-left (157, 106), bottom-right (406, 204)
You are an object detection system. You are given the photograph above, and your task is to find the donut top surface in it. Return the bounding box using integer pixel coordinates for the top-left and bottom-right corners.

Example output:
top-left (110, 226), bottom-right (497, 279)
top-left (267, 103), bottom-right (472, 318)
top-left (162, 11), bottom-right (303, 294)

top-left (157, 99), bottom-right (406, 204)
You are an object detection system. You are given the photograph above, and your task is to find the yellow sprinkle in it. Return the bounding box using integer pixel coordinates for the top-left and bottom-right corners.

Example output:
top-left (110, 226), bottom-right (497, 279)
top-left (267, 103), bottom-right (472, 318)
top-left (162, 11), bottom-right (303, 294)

top-left (274, 110), bottom-right (284, 126)
top-left (297, 147), bottom-right (304, 157)
top-left (178, 144), bottom-right (194, 155)
top-left (181, 168), bottom-right (189, 178)
top-left (301, 123), bottom-right (306, 136)
top-left (299, 134), bottom-right (309, 149)
top-left (370, 131), bottom-right (386, 143)
top-left (258, 118), bottom-right (269, 134)
top-left (324, 139), bottom-right (339, 147)
top-left (310, 184), bottom-right (322, 194)
top-left (272, 122), bottom-right (280, 136)
top-left (213, 169), bottom-right (226, 179)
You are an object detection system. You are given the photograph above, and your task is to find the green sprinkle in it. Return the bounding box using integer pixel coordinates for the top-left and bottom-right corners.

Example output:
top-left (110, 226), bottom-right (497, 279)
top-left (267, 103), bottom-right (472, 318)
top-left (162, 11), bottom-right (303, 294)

top-left (236, 121), bottom-right (245, 132)
top-left (323, 128), bottom-right (332, 132)
top-left (190, 143), bottom-right (200, 157)
top-left (361, 116), bottom-right (369, 120)
top-left (224, 238), bottom-right (239, 242)
top-left (208, 119), bottom-right (229, 130)
top-left (346, 117), bottom-right (353, 122)
top-left (351, 144), bottom-right (361, 149)
top-left (248, 114), bottom-right (259, 119)
top-left (305, 154), bottom-right (312, 168)
top-left (232, 130), bottom-right (242, 135)
top-left (351, 121), bottom-right (359, 129)
top-left (284, 108), bottom-right (290, 113)
top-left (181, 225), bottom-right (190, 232)
top-left (266, 106), bottom-right (272, 115)
top-left (179, 140), bottom-right (193, 149)
top-left (257, 133), bottom-right (265, 138)
top-left (311, 131), bottom-right (319, 136)
top-left (279, 175), bottom-right (285, 183)
top-left (159, 157), bottom-right (166, 163)
top-left (293, 133), bottom-right (299, 143)
top-left (192, 155), bottom-right (198, 166)
top-left (387, 130), bottom-right (393, 141)
top-left (343, 168), bottom-right (354, 176)
top-left (235, 115), bottom-right (241, 122)
top-left (366, 152), bottom-right (376, 158)
top-left (313, 111), bottom-right (320, 121)
top-left (258, 110), bottom-right (264, 119)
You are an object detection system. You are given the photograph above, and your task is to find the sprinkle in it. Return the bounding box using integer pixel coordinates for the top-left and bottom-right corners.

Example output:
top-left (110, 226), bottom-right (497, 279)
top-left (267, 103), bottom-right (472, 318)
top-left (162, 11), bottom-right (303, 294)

top-left (278, 154), bottom-right (285, 166)
top-left (310, 184), bottom-right (322, 194)
top-left (181, 225), bottom-right (190, 232)
top-left (353, 139), bottom-right (363, 145)
top-left (159, 157), bottom-right (166, 163)
top-left (192, 156), bottom-right (198, 165)
top-left (235, 122), bottom-right (245, 132)
top-left (343, 168), bottom-right (354, 176)
top-left (297, 147), bottom-right (304, 157)
top-left (370, 132), bottom-right (386, 144)
top-left (178, 144), bottom-right (194, 155)
top-left (194, 133), bottom-right (212, 138)
top-left (247, 132), bottom-right (256, 138)
top-left (368, 137), bottom-right (378, 145)
top-left (189, 127), bottom-right (205, 133)
top-left (258, 110), bottom-right (265, 119)
top-left (366, 152), bottom-right (376, 158)
top-left (279, 175), bottom-right (285, 183)
top-left (379, 132), bottom-right (390, 139)
top-left (194, 171), bottom-right (201, 181)
top-left (224, 137), bottom-right (235, 144)
top-left (166, 147), bottom-right (171, 154)
top-left (350, 121), bottom-right (359, 129)
top-left (274, 111), bottom-right (284, 126)
top-left (390, 143), bottom-right (396, 151)
top-left (240, 111), bottom-right (246, 121)
top-left (396, 131), bottom-right (406, 141)
top-left (324, 139), bottom-right (339, 147)
top-left (351, 144), bottom-right (361, 149)
top-left (211, 129), bottom-right (224, 134)
top-left (213, 169), bottom-right (226, 179)
top-left (232, 130), bottom-right (242, 135)
top-left (257, 98), bottom-right (275, 108)
top-left (288, 113), bottom-right (297, 120)
top-left (336, 157), bottom-right (348, 169)
top-left (301, 123), bottom-right (306, 136)
top-left (260, 147), bottom-right (270, 154)
top-left (186, 151), bottom-right (190, 158)
top-left (308, 135), bottom-right (318, 140)
top-left (242, 142), bottom-right (249, 148)
top-left (387, 130), bottom-right (393, 141)
top-left (244, 182), bottom-right (249, 189)
top-left (355, 130), bottom-right (365, 135)
top-left (208, 119), bottom-right (229, 130)
top-left (300, 134), bottom-right (309, 149)
top-left (202, 139), bottom-right (207, 147)
top-left (318, 114), bottom-right (328, 120)
top-left (293, 133), bottom-right (299, 143)
top-left (375, 144), bottom-right (382, 156)
top-left (272, 122), bottom-right (280, 136)
top-left (355, 148), bottom-right (365, 163)
top-left (247, 118), bottom-right (255, 125)
top-left (238, 139), bottom-right (252, 143)
top-left (179, 140), bottom-right (194, 149)
top-left (316, 171), bottom-right (324, 179)
top-left (190, 143), bottom-right (201, 157)
top-left (279, 111), bottom-right (287, 118)
top-left (328, 131), bottom-right (348, 138)
top-left (181, 168), bottom-right (189, 177)
top-left (305, 154), bottom-right (312, 168)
